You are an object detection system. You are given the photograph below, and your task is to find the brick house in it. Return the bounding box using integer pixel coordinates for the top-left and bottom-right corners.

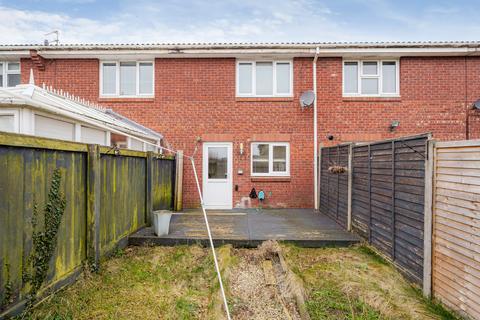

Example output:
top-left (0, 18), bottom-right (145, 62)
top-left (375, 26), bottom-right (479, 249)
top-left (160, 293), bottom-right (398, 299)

top-left (0, 42), bottom-right (479, 209)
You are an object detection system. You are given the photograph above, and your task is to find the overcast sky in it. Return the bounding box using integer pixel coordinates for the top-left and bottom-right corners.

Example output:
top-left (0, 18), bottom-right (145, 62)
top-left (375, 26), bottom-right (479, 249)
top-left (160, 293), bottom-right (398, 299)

top-left (1, 0), bottom-right (479, 44)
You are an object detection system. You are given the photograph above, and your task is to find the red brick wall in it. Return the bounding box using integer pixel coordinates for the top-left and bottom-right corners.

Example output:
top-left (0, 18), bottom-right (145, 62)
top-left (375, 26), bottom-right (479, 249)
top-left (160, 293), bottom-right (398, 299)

top-left (316, 56), bottom-right (480, 145)
top-left (20, 55), bottom-right (480, 208)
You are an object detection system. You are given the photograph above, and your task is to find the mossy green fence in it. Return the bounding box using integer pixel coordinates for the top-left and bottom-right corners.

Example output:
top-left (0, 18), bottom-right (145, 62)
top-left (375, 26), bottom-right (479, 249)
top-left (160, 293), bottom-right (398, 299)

top-left (0, 132), bottom-right (176, 316)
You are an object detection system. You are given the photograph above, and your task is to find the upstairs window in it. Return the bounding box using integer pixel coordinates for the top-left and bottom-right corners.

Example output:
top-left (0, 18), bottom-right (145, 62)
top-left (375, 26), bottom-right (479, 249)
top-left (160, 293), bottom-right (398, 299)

top-left (237, 61), bottom-right (292, 97)
top-left (343, 60), bottom-right (399, 96)
top-left (1, 62), bottom-right (21, 88)
top-left (100, 61), bottom-right (154, 97)
top-left (251, 142), bottom-right (290, 176)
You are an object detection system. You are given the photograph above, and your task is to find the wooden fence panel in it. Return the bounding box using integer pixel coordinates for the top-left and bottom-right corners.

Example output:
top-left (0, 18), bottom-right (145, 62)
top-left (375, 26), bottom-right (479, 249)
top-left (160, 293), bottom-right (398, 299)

top-left (0, 146), bottom-right (87, 311)
top-left (99, 154), bottom-right (147, 254)
top-left (0, 132), bottom-right (177, 317)
top-left (152, 158), bottom-right (175, 211)
top-left (432, 141), bottom-right (480, 320)
top-left (320, 144), bottom-right (350, 228)
top-left (350, 135), bottom-right (428, 284)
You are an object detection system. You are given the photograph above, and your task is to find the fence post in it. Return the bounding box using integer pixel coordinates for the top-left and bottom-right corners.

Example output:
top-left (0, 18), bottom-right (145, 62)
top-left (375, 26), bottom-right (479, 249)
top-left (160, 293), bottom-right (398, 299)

top-left (146, 152), bottom-right (154, 226)
top-left (174, 150), bottom-right (184, 211)
top-left (391, 141), bottom-right (396, 260)
top-left (318, 144), bottom-right (323, 212)
top-left (367, 144), bottom-right (372, 243)
top-left (347, 143), bottom-right (353, 231)
top-left (87, 144), bottom-right (100, 269)
top-left (423, 138), bottom-right (434, 297)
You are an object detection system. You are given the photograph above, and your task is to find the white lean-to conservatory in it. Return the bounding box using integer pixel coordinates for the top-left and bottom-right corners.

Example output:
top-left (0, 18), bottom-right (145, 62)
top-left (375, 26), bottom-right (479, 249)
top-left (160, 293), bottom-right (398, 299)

top-left (0, 72), bottom-right (162, 151)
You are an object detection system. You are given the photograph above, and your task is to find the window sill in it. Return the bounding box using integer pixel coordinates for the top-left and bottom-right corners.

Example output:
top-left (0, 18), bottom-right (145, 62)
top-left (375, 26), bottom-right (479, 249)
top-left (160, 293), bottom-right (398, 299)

top-left (236, 97), bottom-right (294, 102)
top-left (342, 96), bottom-right (401, 102)
top-left (98, 97), bottom-right (155, 103)
top-left (251, 176), bottom-right (291, 182)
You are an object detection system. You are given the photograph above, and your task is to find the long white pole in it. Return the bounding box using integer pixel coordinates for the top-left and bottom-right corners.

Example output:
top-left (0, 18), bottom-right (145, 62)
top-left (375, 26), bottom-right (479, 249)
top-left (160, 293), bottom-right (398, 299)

top-left (190, 157), bottom-right (231, 320)
top-left (313, 47), bottom-right (320, 210)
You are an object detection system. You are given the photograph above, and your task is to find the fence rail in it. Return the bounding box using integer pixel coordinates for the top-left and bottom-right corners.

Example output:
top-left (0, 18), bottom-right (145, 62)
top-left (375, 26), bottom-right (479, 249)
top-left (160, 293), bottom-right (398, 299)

top-left (0, 132), bottom-right (177, 317)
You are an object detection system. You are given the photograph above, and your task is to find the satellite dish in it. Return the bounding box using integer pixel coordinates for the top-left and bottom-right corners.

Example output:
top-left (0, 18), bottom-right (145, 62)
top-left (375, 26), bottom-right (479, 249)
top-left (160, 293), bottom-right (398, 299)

top-left (473, 99), bottom-right (480, 110)
top-left (300, 90), bottom-right (315, 108)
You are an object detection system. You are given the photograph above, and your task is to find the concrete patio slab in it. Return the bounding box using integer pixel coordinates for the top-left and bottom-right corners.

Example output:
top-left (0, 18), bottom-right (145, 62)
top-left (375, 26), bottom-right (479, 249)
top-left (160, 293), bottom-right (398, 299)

top-left (129, 209), bottom-right (361, 248)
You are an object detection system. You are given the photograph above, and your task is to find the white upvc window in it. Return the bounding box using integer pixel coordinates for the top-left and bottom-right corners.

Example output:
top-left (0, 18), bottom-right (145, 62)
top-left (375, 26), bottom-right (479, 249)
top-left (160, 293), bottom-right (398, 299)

top-left (343, 60), bottom-right (399, 97)
top-left (0, 62), bottom-right (21, 88)
top-left (236, 60), bottom-right (293, 97)
top-left (251, 142), bottom-right (290, 176)
top-left (100, 61), bottom-right (154, 97)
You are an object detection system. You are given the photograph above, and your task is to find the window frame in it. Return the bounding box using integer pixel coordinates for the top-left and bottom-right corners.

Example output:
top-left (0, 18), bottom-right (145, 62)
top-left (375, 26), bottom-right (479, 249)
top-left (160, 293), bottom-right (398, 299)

top-left (250, 142), bottom-right (290, 177)
top-left (236, 60), bottom-right (293, 97)
top-left (99, 60), bottom-right (155, 98)
top-left (342, 59), bottom-right (400, 97)
top-left (0, 61), bottom-right (21, 88)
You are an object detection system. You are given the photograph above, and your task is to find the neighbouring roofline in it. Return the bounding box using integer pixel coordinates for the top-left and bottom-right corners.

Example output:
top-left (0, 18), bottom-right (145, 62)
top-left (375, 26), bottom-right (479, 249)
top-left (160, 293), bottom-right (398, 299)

top-left (0, 84), bottom-right (163, 142)
top-left (1, 41), bottom-right (480, 59)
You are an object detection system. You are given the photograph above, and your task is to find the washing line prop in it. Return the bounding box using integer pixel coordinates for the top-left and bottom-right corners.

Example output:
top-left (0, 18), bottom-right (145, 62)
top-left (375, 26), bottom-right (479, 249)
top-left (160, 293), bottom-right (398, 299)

top-left (156, 143), bottom-right (231, 320)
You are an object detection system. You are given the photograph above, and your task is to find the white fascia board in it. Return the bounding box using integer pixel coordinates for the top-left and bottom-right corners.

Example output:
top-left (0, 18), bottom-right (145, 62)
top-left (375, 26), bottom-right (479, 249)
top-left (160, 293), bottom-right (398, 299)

top-left (0, 50), bottom-right (31, 59)
top-left (318, 47), bottom-right (479, 57)
top-left (37, 48), bottom-right (314, 59)
top-left (32, 46), bottom-right (480, 59)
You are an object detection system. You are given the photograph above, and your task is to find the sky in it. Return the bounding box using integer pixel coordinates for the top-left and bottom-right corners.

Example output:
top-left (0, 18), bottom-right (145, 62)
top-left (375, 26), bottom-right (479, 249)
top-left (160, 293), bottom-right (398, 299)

top-left (1, 0), bottom-right (479, 44)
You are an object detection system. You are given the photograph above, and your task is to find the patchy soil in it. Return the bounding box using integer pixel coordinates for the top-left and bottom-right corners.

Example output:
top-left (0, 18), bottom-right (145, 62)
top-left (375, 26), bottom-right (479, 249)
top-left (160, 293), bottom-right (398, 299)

top-left (226, 241), bottom-right (303, 320)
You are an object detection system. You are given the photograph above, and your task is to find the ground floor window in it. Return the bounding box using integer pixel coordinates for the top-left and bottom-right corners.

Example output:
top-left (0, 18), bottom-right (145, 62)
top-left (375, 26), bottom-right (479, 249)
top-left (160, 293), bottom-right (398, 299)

top-left (251, 142), bottom-right (290, 176)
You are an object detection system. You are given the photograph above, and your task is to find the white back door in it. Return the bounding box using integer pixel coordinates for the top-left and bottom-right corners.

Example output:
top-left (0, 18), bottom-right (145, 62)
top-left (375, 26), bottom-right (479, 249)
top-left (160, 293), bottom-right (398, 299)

top-left (202, 142), bottom-right (233, 209)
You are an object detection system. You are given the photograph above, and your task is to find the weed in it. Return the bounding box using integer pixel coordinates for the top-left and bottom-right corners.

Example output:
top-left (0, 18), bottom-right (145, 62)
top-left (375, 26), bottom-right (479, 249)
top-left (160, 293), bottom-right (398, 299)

top-left (23, 169), bottom-right (66, 313)
top-left (306, 282), bottom-right (381, 320)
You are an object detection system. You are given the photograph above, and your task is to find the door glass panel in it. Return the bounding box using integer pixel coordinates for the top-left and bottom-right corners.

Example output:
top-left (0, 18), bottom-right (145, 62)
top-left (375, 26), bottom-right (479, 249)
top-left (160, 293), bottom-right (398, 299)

top-left (208, 147), bottom-right (228, 179)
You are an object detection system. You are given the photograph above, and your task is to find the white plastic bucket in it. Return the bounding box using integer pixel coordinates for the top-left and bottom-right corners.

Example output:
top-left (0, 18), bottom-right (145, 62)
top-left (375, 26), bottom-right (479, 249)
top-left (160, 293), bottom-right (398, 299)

top-left (153, 210), bottom-right (172, 236)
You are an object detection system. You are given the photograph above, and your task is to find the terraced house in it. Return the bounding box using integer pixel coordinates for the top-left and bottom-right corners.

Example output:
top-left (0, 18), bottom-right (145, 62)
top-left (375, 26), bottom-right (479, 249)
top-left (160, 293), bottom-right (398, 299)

top-left (0, 41), bottom-right (479, 209)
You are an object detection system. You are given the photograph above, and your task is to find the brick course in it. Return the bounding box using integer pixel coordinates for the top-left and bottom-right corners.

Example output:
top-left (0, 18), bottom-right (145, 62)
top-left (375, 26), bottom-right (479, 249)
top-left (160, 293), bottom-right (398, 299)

top-left (20, 55), bottom-right (480, 208)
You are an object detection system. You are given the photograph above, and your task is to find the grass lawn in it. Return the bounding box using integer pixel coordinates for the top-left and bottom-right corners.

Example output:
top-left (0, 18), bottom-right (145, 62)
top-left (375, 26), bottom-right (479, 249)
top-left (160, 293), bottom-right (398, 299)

top-left (27, 243), bottom-right (459, 320)
top-left (30, 245), bottom-right (219, 320)
top-left (282, 245), bottom-right (459, 320)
